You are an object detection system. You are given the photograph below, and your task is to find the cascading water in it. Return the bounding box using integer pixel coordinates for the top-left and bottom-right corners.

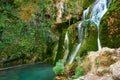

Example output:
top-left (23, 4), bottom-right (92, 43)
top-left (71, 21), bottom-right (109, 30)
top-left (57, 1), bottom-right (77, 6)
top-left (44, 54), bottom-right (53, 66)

top-left (68, 43), bottom-right (81, 64)
top-left (90, 0), bottom-right (111, 50)
top-left (82, 7), bottom-right (90, 20)
top-left (63, 32), bottom-right (69, 63)
top-left (68, 0), bottom-right (112, 64)
top-left (68, 8), bottom-right (89, 64)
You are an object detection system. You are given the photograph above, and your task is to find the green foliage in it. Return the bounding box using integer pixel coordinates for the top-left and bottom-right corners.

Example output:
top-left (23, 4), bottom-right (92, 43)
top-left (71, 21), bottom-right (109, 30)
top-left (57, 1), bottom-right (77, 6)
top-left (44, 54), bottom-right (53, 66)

top-left (53, 60), bottom-right (64, 75)
top-left (75, 56), bottom-right (80, 62)
top-left (100, 0), bottom-right (120, 48)
top-left (74, 65), bottom-right (84, 79)
top-left (77, 19), bottom-right (98, 56)
top-left (83, 0), bottom-right (95, 9)
top-left (109, 0), bottom-right (120, 11)
top-left (14, 0), bottom-right (23, 4)
top-left (0, 0), bottom-right (57, 65)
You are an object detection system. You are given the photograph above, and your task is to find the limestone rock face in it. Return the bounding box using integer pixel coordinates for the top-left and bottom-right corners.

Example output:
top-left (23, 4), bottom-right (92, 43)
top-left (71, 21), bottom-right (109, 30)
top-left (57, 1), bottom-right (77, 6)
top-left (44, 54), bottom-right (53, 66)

top-left (110, 61), bottom-right (120, 80)
top-left (75, 48), bottom-right (120, 80)
top-left (83, 74), bottom-right (100, 80)
top-left (100, 75), bottom-right (113, 80)
top-left (54, 47), bottom-right (120, 80)
top-left (117, 48), bottom-right (120, 59)
top-left (75, 74), bottom-right (113, 80)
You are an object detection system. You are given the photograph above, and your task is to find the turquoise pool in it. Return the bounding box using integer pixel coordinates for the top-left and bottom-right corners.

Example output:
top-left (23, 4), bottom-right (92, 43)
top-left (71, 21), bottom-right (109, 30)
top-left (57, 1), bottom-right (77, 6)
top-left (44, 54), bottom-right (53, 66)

top-left (0, 63), bottom-right (55, 80)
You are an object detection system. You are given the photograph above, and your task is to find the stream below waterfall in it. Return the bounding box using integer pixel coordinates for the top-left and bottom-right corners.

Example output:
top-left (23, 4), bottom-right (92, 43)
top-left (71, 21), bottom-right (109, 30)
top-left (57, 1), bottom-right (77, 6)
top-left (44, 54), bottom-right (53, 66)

top-left (0, 63), bottom-right (55, 80)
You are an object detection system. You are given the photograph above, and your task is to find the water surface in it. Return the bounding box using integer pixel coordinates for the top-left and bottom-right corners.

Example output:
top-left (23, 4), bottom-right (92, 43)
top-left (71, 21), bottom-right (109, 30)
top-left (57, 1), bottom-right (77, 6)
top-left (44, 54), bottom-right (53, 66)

top-left (0, 63), bottom-right (55, 80)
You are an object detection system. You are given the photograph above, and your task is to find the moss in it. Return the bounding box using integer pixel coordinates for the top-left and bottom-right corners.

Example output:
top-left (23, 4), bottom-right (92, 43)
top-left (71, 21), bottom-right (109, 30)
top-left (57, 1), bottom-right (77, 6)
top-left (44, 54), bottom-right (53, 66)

top-left (50, 41), bottom-right (58, 63)
top-left (0, 0), bottom-right (58, 66)
top-left (95, 50), bottom-right (116, 67)
top-left (83, 0), bottom-right (95, 9)
top-left (100, 0), bottom-right (120, 48)
top-left (55, 30), bottom-right (67, 62)
top-left (96, 68), bottom-right (110, 76)
top-left (77, 24), bottom-right (98, 57)
top-left (68, 22), bottom-right (79, 54)
top-left (74, 65), bottom-right (84, 78)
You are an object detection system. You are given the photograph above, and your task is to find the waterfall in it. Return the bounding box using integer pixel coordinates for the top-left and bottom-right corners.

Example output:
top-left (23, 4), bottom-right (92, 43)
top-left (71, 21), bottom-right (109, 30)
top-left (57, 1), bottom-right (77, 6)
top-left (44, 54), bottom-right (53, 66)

top-left (68, 0), bottom-right (112, 64)
top-left (90, 0), bottom-right (109, 50)
top-left (68, 43), bottom-right (81, 64)
top-left (78, 22), bottom-right (83, 43)
top-left (82, 7), bottom-right (90, 20)
top-left (63, 32), bottom-right (69, 63)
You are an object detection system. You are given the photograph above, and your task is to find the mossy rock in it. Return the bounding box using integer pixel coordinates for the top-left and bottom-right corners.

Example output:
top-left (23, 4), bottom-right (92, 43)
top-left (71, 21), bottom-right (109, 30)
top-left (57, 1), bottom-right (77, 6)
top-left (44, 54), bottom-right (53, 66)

top-left (100, 0), bottom-right (120, 48)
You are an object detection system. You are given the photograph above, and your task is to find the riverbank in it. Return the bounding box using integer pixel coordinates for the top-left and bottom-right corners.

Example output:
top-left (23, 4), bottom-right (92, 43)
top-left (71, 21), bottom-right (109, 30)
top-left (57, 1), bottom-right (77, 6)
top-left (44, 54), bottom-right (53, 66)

top-left (54, 47), bottom-right (120, 80)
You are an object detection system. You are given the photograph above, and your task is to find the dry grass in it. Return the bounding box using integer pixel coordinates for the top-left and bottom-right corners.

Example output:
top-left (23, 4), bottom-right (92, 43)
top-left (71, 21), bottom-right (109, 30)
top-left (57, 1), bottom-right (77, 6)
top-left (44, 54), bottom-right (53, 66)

top-left (64, 62), bottom-right (78, 76)
top-left (18, 2), bottom-right (39, 22)
top-left (95, 50), bottom-right (117, 67)
top-left (96, 67), bottom-right (110, 76)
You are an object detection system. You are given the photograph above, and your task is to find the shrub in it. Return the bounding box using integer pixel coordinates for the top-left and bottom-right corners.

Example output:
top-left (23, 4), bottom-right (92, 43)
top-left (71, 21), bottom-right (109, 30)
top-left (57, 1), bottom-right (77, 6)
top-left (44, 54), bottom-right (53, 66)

top-left (75, 56), bottom-right (80, 62)
top-left (74, 65), bottom-right (84, 79)
top-left (53, 60), bottom-right (64, 75)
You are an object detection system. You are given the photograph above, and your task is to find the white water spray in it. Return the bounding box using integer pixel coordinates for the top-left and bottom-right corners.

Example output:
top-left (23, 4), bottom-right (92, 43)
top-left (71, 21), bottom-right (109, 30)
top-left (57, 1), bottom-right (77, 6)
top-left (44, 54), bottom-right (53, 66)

top-left (80, 0), bottom-right (111, 50)
top-left (90, 0), bottom-right (111, 50)
top-left (63, 32), bottom-right (69, 63)
top-left (68, 0), bottom-right (112, 64)
top-left (68, 43), bottom-right (81, 64)
top-left (82, 7), bottom-right (90, 20)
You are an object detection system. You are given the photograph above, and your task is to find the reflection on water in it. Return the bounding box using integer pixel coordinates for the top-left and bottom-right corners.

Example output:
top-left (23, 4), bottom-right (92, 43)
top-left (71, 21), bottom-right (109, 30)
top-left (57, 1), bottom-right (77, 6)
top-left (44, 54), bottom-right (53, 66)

top-left (0, 63), bottom-right (55, 80)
